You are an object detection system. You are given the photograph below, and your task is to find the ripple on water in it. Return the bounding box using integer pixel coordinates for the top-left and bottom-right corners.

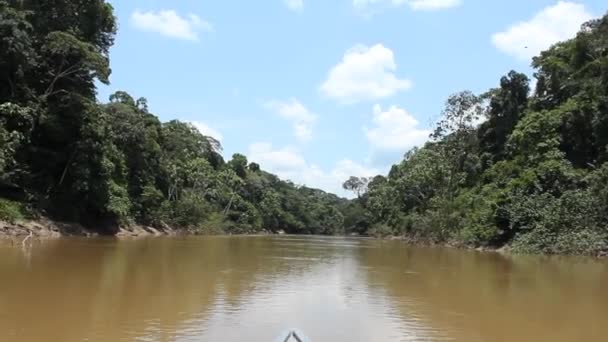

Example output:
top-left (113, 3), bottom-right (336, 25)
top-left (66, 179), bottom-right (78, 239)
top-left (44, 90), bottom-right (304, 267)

top-left (1, 236), bottom-right (606, 341)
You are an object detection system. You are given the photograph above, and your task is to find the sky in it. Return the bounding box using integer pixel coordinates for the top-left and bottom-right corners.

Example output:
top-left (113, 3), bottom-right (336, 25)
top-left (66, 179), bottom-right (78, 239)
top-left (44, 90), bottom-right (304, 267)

top-left (98, 0), bottom-right (606, 197)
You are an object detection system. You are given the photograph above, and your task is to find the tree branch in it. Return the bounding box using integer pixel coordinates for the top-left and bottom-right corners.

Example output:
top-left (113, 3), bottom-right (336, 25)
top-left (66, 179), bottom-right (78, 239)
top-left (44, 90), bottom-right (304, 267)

top-left (44, 60), bottom-right (85, 98)
top-left (21, 230), bottom-right (33, 246)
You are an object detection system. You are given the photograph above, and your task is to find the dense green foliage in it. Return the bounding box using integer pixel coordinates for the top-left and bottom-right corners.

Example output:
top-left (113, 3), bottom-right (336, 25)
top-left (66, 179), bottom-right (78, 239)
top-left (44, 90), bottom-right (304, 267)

top-left (0, 1), bottom-right (345, 235)
top-left (0, 198), bottom-right (25, 222)
top-left (347, 14), bottom-right (608, 256)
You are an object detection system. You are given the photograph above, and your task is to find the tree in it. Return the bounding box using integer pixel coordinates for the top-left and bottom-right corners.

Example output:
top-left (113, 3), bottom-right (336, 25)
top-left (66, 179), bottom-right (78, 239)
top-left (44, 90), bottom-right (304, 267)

top-left (0, 1), bottom-right (34, 102)
top-left (342, 176), bottom-right (369, 198)
top-left (431, 91), bottom-right (484, 141)
top-left (104, 91), bottom-right (163, 222)
top-left (478, 71), bottom-right (530, 164)
top-left (248, 162), bottom-right (260, 172)
top-left (0, 103), bottom-right (33, 189)
top-left (40, 31), bottom-right (111, 98)
top-left (0, 0), bottom-right (119, 223)
top-left (431, 91), bottom-right (484, 202)
top-left (228, 153), bottom-right (248, 178)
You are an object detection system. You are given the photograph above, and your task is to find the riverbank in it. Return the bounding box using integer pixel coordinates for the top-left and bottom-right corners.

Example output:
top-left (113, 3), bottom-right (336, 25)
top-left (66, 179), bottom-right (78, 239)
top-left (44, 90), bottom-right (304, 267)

top-left (1, 218), bottom-right (90, 239)
top-left (383, 233), bottom-right (608, 258)
top-left (2, 218), bottom-right (604, 257)
top-left (1, 217), bottom-right (503, 255)
top-left (0, 218), bottom-right (179, 240)
top-left (0, 218), bottom-right (281, 240)
top-left (380, 234), bottom-right (511, 255)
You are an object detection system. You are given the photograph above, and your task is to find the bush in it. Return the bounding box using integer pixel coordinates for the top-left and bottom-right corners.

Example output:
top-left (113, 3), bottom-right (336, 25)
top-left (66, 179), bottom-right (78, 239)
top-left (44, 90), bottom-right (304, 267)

top-left (198, 212), bottom-right (227, 235)
top-left (459, 223), bottom-right (500, 246)
top-left (513, 228), bottom-right (608, 256)
top-left (169, 191), bottom-right (212, 228)
top-left (395, 206), bottom-right (459, 242)
top-left (553, 230), bottom-right (608, 255)
top-left (0, 198), bottom-right (26, 223)
top-left (367, 223), bottom-right (394, 237)
top-left (455, 187), bottom-right (502, 246)
top-left (587, 162), bottom-right (608, 216)
top-left (138, 185), bottom-right (167, 225)
top-left (509, 190), bottom-right (608, 255)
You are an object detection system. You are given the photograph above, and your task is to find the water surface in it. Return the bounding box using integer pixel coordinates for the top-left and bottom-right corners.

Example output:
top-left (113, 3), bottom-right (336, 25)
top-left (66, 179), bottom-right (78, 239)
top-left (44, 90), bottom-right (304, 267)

top-left (0, 236), bottom-right (607, 341)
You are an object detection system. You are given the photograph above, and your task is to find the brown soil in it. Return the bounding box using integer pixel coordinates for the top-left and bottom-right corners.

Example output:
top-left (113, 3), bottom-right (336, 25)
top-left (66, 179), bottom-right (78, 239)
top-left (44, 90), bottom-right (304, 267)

top-left (0, 217), bottom-right (177, 240)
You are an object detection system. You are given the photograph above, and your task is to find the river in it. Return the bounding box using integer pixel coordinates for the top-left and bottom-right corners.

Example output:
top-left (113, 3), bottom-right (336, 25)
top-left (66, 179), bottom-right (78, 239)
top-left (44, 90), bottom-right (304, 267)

top-left (0, 236), bottom-right (607, 341)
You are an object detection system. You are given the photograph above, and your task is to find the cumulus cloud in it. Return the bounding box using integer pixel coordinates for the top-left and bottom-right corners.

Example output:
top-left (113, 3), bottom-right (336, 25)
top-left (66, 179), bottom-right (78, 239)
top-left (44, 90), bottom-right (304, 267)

top-left (320, 44), bottom-right (412, 103)
top-left (265, 98), bottom-right (317, 142)
top-left (131, 9), bottom-right (213, 41)
top-left (492, 1), bottom-right (594, 61)
top-left (248, 143), bottom-right (307, 172)
top-left (353, 0), bottom-right (461, 12)
top-left (330, 159), bottom-right (380, 185)
top-left (365, 104), bottom-right (430, 150)
top-left (190, 121), bottom-right (223, 142)
top-left (284, 0), bottom-right (304, 12)
top-left (248, 143), bottom-right (379, 197)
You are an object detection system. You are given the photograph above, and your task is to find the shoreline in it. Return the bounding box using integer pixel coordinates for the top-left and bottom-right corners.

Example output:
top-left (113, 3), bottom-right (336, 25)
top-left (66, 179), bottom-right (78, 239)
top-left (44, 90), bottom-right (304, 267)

top-left (0, 218), bottom-right (511, 257)
top-left (380, 234), bottom-right (511, 255)
top-left (0, 218), bottom-right (278, 240)
top-left (0, 218), bottom-right (178, 240)
top-left (2, 218), bottom-right (604, 258)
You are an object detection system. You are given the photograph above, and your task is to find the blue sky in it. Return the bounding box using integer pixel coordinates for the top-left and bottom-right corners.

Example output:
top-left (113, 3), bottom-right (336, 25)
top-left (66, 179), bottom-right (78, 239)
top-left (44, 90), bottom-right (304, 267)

top-left (98, 0), bottom-right (606, 196)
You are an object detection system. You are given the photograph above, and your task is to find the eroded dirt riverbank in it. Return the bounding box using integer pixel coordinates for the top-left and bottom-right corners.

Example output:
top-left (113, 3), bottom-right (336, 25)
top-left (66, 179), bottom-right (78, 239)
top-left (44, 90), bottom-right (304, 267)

top-left (0, 218), bottom-right (176, 240)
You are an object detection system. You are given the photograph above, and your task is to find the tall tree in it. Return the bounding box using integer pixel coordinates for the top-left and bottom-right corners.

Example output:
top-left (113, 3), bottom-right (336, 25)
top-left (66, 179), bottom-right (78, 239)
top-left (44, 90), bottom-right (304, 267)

top-left (478, 71), bottom-right (530, 164)
top-left (342, 176), bottom-right (369, 199)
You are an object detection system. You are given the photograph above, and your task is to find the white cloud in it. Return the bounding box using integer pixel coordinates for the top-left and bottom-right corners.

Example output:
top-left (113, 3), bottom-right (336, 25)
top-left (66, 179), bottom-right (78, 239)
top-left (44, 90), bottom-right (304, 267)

top-left (331, 159), bottom-right (380, 185)
top-left (407, 0), bottom-right (461, 11)
top-left (284, 0), bottom-right (304, 12)
top-left (248, 143), bottom-right (307, 172)
top-left (320, 44), bottom-right (412, 103)
top-left (365, 104), bottom-right (430, 150)
top-left (190, 121), bottom-right (223, 142)
top-left (492, 1), bottom-right (594, 61)
top-left (131, 9), bottom-right (213, 41)
top-left (353, 0), bottom-right (461, 12)
top-left (264, 98), bottom-right (317, 142)
top-left (248, 143), bottom-right (379, 197)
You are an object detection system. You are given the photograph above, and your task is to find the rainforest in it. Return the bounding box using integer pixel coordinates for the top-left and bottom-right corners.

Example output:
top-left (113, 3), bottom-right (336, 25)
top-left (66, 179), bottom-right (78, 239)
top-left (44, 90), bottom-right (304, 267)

top-left (1, 1), bottom-right (608, 256)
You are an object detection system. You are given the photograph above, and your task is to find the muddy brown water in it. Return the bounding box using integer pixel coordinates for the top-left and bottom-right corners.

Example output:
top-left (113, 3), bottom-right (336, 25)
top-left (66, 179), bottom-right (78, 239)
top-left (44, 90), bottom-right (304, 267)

top-left (0, 236), bottom-right (607, 341)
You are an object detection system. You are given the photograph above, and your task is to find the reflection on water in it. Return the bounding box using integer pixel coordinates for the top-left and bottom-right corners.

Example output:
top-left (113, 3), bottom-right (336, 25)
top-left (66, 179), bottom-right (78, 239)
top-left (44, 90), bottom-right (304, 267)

top-left (0, 236), bottom-right (607, 341)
